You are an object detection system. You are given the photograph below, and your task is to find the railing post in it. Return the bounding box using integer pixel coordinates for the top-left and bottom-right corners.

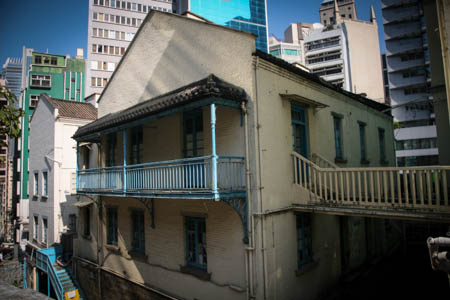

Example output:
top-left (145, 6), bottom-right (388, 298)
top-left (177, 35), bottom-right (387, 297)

top-left (123, 130), bottom-right (127, 193)
top-left (76, 141), bottom-right (79, 192)
top-left (211, 104), bottom-right (218, 200)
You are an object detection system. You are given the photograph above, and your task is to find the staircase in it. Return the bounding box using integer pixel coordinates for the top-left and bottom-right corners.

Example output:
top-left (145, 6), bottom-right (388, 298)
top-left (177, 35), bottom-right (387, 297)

top-left (36, 247), bottom-right (82, 300)
top-left (292, 152), bottom-right (450, 221)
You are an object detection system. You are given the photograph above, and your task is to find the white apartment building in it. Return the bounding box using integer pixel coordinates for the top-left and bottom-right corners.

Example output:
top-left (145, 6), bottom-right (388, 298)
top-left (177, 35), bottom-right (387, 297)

top-left (86, 0), bottom-right (174, 96)
top-left (28, 94), bottom-right (97, 248)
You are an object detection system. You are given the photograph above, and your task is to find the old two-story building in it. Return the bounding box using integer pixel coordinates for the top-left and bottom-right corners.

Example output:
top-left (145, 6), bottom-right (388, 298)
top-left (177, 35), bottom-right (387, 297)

top-left (71, 11), bottom-right (450, 300)
top-left (28, 94), bottom-right (97, 250)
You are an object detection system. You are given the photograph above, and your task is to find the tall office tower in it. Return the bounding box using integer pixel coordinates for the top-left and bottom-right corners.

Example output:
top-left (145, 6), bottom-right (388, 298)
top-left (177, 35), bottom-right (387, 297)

top-left (87, 0), bottom-right (175, 96)
top-left (320, 0), bottom-right (357, 26)
top-left (17, 50), bottom-right (85, 242)
top-left (177, 0), bottom-right (269, 53)
top-left (2, 58), bottom-right (22, 99)
top-left (298, 4), bottom-right (385, 102)
top-left (382, 0), bottom-right (437, 166)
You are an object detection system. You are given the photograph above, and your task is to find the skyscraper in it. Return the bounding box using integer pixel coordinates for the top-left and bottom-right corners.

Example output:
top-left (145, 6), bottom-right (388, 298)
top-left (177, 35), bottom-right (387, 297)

top-left (177, 0), bottom-right (269, 52)
top-left (1, 58), bottom-right (22, 99)
top-left (86, 0), bottom-right (175, 96)
top-left (382, 0), bottom-right (437, 166)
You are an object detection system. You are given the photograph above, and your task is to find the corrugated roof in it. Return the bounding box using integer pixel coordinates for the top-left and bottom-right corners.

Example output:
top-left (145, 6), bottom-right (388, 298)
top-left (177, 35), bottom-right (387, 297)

top-left (73, 74), bottom-right (247, 140)
top-left (43, 94), bottom-right (97, 120)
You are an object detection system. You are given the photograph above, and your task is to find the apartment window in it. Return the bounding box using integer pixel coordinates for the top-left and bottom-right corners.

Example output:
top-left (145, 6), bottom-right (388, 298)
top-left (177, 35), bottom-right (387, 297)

top-left (35, 55), bottom-right (42, 64)
top-left (29, 95), bottom-right (39, 108)
top-left (83, 206), bottom-right (91, 237)
top-left (107, 207), bottom-right (118, 246)
top-left (31, 74), bottom-right (51, 88)
top-left (106, 133), bottom-right (116, 166)
top-left (42, 171), bottom-right (48, 197)
top-left (121, 1), bottom-right (126, 9)
top-left (185, 216), bottom-right (207, 269)
top-left (50, 57), bottom-right (57, 66)
top-left (143, 5), bottom-right (147, 13)
top-left (138, 3), bottom-right (142, 11)
top-left (44, 56), bottom-right (50, 64)
top-left (34, 172), bottom-right (39, 195)
top-left (132, 18), bottom-right (136, 26)
top-left (127, 1), bottom-right (131, 10)
top-left (358, 122), bottom-right (367, 163)
top-left (378, 128), bottom-right (386, 163)
top-left (296, 213), bottom-right (313, 268)
top-left (117, 0), bottom-right (121, 8)
top-left (111, 0), bottom-right (115, 7)
top-left (42, 217), bottom-right (48, 244)
top-left (130, 126), bottom-right (143, 164)
top-left (131, 210), bottom-right (145, 254)
top-left (332, 114), bottom-right (344, 160)
top-left (34, 216), bottom-right (39, 239)
top-left (132, 2), bottom-right (136, 10)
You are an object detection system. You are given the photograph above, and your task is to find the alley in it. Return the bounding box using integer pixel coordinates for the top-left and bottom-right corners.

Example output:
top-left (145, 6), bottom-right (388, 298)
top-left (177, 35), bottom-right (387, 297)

top-left (327, 241), bottom-right (450, 299)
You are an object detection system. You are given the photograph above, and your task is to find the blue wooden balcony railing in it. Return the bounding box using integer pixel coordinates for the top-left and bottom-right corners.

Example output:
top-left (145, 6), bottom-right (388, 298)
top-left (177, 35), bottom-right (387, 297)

top-left (77, 155), bottom-right (245, 196)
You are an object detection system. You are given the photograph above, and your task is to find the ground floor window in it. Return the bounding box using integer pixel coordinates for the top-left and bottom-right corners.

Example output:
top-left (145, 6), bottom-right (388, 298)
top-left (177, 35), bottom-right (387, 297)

top-left (107, 207), bottom-right (118, 245)
top-left (185, 216), bottom-right (207, 269)
top-left (296, 213), bottom-right (313, 268)
top-left (131, 210), bottom-right (145, 254)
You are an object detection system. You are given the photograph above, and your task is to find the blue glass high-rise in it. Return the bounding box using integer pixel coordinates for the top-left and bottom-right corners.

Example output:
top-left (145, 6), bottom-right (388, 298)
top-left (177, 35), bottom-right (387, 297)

top-left (180, 0), bottom-right (269, 52)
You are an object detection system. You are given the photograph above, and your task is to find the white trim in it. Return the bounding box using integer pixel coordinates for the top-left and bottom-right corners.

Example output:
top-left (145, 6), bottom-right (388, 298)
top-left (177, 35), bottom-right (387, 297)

top-left (63, 72), bottom-right (66, 100)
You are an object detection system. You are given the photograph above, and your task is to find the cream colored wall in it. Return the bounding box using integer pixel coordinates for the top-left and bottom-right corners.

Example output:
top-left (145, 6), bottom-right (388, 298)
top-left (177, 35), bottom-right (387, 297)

top-left (74, 201), bottom-right (98, 263)
top-left (99, 197), bottom-right (246, 300)
top-left (98, 11), bottom-right (256, 118)
top-left (254, 59), bottom-right (395, 211)
top-left (264, 213), bottom-right (342, 300)
top-left (344, 20), bottom-right (385, 103)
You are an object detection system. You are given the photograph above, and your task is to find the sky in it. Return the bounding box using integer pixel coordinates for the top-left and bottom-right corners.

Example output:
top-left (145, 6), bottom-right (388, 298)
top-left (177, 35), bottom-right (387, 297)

top-left (0, 0), bottom-right (385, 67)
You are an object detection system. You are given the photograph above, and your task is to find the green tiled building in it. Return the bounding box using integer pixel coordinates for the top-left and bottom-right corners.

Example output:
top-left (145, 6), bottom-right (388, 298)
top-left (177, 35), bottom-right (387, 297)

top-left (20, 51), bottom-right (85, 201)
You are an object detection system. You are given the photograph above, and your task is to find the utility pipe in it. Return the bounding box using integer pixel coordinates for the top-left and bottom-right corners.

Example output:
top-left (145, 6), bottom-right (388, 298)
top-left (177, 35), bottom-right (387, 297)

top-left (242, 101), bottom-right (255, 299)
top-left (254, 56), bottom-right (269, 299)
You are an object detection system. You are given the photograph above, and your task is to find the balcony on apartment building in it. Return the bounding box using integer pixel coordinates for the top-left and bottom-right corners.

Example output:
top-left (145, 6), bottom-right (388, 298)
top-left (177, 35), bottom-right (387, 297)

top-left (73, 75), bottom-right (247, 200)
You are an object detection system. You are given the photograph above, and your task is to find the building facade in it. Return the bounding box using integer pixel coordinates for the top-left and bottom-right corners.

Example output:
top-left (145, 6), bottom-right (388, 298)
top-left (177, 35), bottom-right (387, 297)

top-left (17, 51), bottom-right (86, 244)
top-left (0, 79), bottom-right (10, 240)
top-left (177, 0), bottom-right (269, 53)
top-left (382, 0), bottom-right (438, 167)
top-left (28, 94), bottom-right (97, 249)
top-left (68, 12), bottom-right (426, 300)
top-left (86, 0), bottom-right (175, 96)
top-left (320, 0), bottom-right (357, 26)
top-left (268, 36), bottom-right (304, 65)
top-left (2, 58), bottom-right (22, 99)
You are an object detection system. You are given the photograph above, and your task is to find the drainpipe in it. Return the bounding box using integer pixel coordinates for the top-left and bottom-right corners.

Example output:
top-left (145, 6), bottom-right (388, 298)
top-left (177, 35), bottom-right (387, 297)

top-left (242, 101), bottom-right (255, 299)
top-left (123, 130), bottom-right (127, 193)
top-left (253, 56), bottom-right (269, 300)
top-left (211, 104), bottom-right (219, 200)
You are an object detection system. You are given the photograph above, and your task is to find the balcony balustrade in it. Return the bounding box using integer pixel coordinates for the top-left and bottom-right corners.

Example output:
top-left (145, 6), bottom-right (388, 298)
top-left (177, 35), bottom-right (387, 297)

top-left (77, 155), bottom-right (245, 198)
top-left (292, 152), bottom-right (450, 220)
